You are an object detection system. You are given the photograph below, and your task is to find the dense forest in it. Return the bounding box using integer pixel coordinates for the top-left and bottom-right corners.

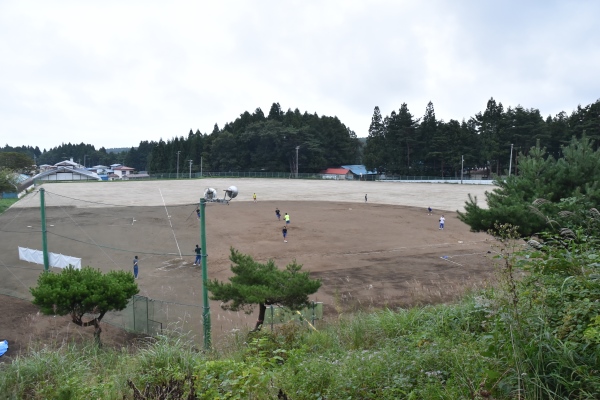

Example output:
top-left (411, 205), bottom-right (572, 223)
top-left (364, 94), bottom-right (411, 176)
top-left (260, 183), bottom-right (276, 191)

top-left (2, 99), bottom-right (599, 176)
top-left (363, 98), bottom-right (600, 177)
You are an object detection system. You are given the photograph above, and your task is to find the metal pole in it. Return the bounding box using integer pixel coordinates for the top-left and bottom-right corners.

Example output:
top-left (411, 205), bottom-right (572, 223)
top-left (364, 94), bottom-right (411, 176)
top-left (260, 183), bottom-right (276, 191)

top-left (188, 160), bottom-right (192, 179)
top-left (40, 188), bottom-right (49, 271)
top-left (199, 197), bottom-right (211, 349)
top-left (461, 155), bottom-right (464, 184)
top-left (508, 144), bottom-right (513, 177)
top-left (176, 151), bottom-right (181, 179)
top-left (295, 146), bottom-right (299, 178)
top-left (201, 156), bottom-right (203, 178)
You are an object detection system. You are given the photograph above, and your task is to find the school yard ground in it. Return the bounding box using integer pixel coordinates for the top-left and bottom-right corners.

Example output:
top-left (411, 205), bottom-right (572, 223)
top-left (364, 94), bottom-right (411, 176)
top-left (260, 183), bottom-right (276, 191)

top-left (0, 178), bottom-right (496, 353)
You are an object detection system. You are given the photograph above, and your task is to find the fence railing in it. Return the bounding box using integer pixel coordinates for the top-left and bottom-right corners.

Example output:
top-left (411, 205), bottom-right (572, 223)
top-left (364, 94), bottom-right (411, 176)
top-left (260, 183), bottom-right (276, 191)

top-left (148, 171), bottom-right (323, 180)
top-left (104, 295), bottom-right (324, 339)
top-left (141, 172), bottom-right (491, 182)
top-left (30, 170), bottom-right (495, 184)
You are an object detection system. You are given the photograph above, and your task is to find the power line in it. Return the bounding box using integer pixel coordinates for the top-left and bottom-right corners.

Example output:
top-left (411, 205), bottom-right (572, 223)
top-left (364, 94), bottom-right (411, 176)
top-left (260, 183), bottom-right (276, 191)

top-left (0, 191), bottom-right (39, 231)
top-left (0, 263), bottom-right (45, 271)
top-left (0, 257), bottom-right (31, 291)
top-left (0, 229), bottom-right (42, 233)
top-left (55, 204), bottom-right (121, 268)
top-left (44, 190), bottom-right (199, 208)
top-left (47, 231), bottom-right (195, 257)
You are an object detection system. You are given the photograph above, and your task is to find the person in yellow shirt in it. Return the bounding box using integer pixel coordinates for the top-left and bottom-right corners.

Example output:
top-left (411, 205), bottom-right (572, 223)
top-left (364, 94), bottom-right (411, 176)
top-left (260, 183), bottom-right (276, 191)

top-left (284, 212), bottom-right (290, 225)
top-left (253, 193), bottom-right (257, 202)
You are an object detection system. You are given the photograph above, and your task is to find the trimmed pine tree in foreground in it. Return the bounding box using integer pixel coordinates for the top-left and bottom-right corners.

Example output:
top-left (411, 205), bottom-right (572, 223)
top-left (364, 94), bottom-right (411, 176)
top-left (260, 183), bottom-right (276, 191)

top-left (206, 248), bottom-right (321, 331)
top-left (30, 266), bottom-right (139, 343)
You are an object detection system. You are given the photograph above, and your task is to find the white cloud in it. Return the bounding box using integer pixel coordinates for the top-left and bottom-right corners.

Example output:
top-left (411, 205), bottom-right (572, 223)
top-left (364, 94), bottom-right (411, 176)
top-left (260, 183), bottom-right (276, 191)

top-left (1, 0), bottom-right (598, 150)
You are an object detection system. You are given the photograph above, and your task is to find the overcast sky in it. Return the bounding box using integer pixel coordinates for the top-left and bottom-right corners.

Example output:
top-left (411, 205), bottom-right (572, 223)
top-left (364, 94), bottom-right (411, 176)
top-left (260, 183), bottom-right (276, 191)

top-left (1, 1), bottom-right (599, 151)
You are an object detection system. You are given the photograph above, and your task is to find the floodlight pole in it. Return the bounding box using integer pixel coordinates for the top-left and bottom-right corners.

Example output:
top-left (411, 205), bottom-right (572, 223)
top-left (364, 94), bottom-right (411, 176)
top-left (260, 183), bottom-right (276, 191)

top-left (199, 197), bottom-right (211, 349)
top-left (508, 144), bottom-right (514, 177)
top-left (40, 188), bottom-right (49, 271)
top-left (188, 160), bottom-right (192, 179)
top-left (295, 146), bottom-right (300, 178)
top-left (461, 155), bottom-right (464, 184)
top-left (176, 151), bottom-right (181, 179)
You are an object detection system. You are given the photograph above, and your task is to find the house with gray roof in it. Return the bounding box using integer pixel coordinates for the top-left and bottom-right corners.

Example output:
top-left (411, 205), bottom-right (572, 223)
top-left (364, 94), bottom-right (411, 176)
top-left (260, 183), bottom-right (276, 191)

top-left (28, 158), bottom-right (101, 185)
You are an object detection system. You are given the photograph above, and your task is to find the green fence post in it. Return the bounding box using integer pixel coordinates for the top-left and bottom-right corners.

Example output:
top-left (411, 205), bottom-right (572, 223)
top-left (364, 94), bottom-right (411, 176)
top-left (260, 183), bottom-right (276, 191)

top-left (200, 197), bottom-right (211, 349)
top-left (39, 188), bottom-right (50, 271)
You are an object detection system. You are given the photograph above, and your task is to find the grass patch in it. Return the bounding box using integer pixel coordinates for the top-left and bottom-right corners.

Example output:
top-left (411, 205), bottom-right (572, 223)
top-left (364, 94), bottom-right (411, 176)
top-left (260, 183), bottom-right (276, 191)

top-left (0, 198), bottom-right (18, 214)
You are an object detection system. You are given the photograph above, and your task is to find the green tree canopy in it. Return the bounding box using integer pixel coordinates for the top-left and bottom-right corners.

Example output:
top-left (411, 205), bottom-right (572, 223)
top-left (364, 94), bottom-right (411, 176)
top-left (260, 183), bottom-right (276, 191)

top-left (458, 135), bottom-right (600, 237)
top-left (0, 167), bottom-right (18, 192)
top-left (0, 152), bottom-right (34, 173)
top-left (30, 266), bottom-right (139, 342)
top-left (206, 248), bottom-right (321, 331)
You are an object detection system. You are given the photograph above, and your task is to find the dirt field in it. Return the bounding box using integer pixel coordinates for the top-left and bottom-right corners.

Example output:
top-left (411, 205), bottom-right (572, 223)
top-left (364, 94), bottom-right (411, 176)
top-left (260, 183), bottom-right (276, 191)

top-left (0, 179), bottom-right (496, 356)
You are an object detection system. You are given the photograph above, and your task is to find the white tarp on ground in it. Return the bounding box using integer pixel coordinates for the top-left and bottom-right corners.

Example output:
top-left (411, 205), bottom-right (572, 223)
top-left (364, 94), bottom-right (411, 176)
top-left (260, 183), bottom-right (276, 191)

top-left (18, 247), bottom-right (81, 269)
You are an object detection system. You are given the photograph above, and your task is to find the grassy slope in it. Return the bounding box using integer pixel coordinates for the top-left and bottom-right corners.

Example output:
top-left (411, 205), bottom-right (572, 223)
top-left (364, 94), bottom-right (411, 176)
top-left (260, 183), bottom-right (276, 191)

top-left (0, 198), bottom-right (18, 215)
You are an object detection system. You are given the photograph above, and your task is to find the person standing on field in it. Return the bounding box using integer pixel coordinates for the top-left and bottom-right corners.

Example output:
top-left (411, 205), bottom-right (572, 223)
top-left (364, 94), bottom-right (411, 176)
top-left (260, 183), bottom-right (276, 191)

top-left (284, 212), bottom-right (290, 225)
top-left (365, 193), bottom-right (368, 203)
top-left (253, 193), bottom-right (257, 203)
top-left (428, 207), bottom-right (432, 215)
top-left (133, 256), bottom-right (139, 279)
top-left (275, 208), bottom-right (281, 220)
top-left (439, 215), bottom-right (445, 230)
top-left (194, 245), bottom-right (202, 265)
top-left (282, 226), bottom-right (288, 242)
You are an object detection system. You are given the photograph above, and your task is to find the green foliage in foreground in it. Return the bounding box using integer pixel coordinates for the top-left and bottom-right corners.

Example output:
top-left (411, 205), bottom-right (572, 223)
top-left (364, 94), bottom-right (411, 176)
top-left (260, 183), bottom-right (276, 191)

top-left (459, 135), bottom-right (600, 237)
top-left (207, 248), bottom-right (321, 331)
top-left (0, 198), bottom-right (18, 214)
top-left (30, 266), bottom-right (139, 342)
top-left (4, 213), bottom-right (600, 399)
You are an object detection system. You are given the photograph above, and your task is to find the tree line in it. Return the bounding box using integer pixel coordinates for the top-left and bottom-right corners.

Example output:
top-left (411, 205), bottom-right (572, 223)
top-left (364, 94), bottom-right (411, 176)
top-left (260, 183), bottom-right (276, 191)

top-left (0, 103), bottom-right (361, 175)
top-left (2, 99), bottom-right (599, 176)
top-left (363, 98), bottom-right (600, 177)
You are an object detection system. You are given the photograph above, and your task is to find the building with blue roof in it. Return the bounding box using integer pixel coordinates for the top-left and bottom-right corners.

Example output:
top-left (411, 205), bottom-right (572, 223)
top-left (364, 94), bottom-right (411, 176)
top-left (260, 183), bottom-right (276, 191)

top-left (341, 165), bottom-right (377, 180)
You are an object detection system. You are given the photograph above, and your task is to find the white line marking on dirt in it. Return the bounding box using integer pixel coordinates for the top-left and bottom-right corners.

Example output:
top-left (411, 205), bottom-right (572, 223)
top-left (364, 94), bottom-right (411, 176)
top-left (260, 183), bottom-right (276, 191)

top-left (440, 256), bottom-right (464, 267)
top-left (159, 188), bottom-right (182, 259)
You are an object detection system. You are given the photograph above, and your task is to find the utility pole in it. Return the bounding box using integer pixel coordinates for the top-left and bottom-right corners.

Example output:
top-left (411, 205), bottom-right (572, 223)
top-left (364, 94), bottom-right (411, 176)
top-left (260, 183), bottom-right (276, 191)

top-left (461, 155), bottom-right (464, 184)
top-left (199, 197), bottom-right (211, 349)
top-left (40, 188), bottom-right (49, 271)
top-left (200, 156), bottom-right (203, 178)
top-left (295, 146), bottom-right (300, 178)
top-left (508, 144), bottom-right (514, 177)
top-left (188, 160), bottom-right (193, 179)
top-left (176, 151), bottom-right (181, 179)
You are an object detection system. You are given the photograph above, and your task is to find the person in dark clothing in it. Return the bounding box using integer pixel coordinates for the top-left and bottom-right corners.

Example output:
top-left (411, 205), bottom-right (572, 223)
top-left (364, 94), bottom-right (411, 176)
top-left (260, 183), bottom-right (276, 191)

top-left (133, 256), bottom-right (139, 278)
top-left (194, 245), bottom-right (202, 265)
